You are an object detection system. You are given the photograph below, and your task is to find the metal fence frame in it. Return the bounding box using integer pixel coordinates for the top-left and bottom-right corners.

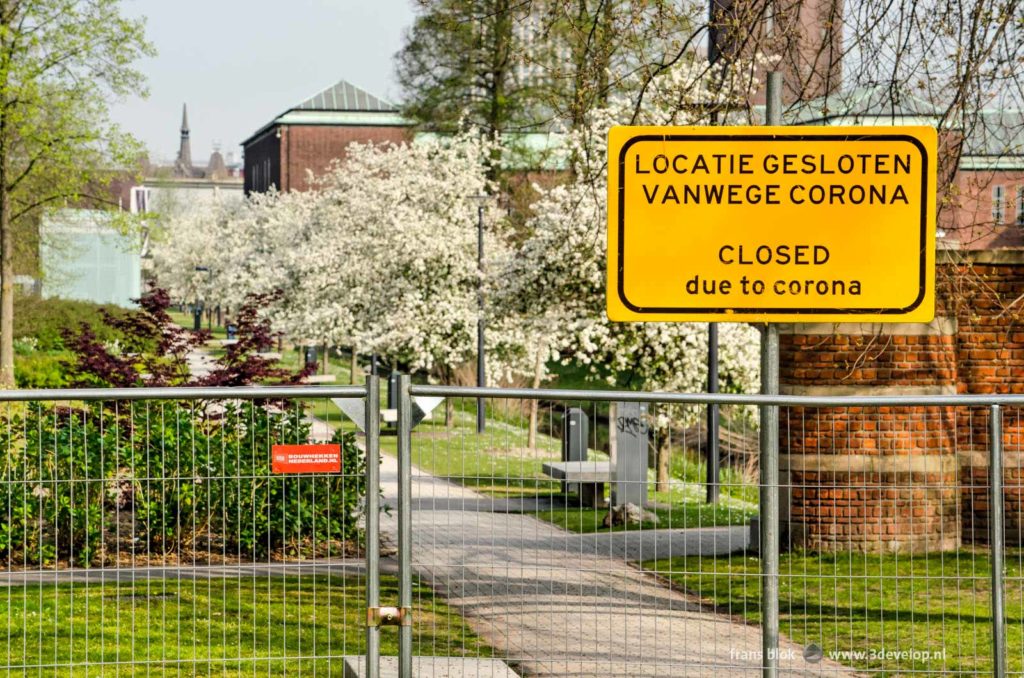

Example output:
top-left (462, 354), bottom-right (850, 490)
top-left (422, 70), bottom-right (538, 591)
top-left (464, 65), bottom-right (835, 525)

top-left (0, 381), bottom-right (1019, 676)
top-left (395, 381), bottom-right (1024, 678)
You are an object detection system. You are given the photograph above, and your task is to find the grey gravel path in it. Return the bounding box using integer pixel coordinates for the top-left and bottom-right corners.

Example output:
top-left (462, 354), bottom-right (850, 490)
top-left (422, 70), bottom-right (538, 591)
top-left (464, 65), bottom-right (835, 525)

top-left (378, 453), bottom-right (858, 678)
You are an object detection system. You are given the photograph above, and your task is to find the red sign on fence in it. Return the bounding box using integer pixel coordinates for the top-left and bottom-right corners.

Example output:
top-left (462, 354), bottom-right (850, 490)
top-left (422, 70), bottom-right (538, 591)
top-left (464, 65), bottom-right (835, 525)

top-left (271, 444), bottom-right (342, 474)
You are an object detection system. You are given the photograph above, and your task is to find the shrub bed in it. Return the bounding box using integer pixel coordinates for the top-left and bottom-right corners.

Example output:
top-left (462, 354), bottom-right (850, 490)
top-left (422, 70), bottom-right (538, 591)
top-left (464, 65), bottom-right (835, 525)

top-left (0, 400), bottom-right (365, 567)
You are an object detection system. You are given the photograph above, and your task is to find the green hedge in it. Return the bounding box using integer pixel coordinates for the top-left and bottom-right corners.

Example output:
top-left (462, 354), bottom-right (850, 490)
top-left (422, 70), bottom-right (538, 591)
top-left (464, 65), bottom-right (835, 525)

top-left (0, 400), bottom-right (366, 566)
top-left (14, 351), bottom-right (68, 388)
top-left (13, 294), bottom-right (128, 351)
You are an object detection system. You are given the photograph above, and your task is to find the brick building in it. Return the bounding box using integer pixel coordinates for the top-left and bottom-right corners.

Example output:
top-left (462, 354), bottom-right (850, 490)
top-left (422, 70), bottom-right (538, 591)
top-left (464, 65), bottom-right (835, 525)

top-left (777, 89), bottom-right (1024, 553)
top-left (241, 80), bottom-right (411, 194)
top-left (710, 0), bottom-right (843, 103)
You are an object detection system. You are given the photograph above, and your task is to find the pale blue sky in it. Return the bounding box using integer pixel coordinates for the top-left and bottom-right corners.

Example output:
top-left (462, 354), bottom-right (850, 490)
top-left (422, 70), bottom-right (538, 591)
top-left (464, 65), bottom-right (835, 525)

top-left (110, 0), bottom-right (415, 165)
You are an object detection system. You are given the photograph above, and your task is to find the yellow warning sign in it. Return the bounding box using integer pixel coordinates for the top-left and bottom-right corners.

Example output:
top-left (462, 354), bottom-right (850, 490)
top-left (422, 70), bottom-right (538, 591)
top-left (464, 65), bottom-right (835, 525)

top-left (607, 126), bottom-right (937, 322)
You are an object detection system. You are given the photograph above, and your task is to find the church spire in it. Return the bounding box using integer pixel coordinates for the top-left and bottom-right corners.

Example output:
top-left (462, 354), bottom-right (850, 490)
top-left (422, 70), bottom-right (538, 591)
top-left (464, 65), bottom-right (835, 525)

top-left (175, 103), bottom-right (193, 175)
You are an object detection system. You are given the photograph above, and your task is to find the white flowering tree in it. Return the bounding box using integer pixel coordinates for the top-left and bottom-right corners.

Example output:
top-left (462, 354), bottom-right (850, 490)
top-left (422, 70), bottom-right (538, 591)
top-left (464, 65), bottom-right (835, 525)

top-left (502, 58), bottom-right (765, 487)
top-left (152, 132), bottom-right (532, 418)
top-left (150, 189), bottom-right (307, 334)
top-left (297, 132), bottom-right (531, 389)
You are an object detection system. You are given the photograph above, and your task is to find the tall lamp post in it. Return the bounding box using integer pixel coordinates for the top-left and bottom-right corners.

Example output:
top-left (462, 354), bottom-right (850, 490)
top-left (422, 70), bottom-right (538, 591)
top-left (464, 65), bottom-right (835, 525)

top-left (473, 195), bottom-right (487, 434)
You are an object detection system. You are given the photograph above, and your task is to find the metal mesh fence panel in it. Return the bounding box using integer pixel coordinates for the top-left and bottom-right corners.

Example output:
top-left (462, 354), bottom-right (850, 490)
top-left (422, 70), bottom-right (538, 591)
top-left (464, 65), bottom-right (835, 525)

top-left (0, 388), bottom-right (371, 677)
top-left (2, 384), bottom-right (1021, 677)
top-left (392, 386), bottom-right (1019, 678)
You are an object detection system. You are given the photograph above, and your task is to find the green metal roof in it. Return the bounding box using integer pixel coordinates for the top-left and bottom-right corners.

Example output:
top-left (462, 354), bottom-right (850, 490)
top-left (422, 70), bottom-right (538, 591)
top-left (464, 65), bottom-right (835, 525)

top-left (786, 85), bottom-right (944, 124)
top-left (242, 79), bottom-right (409, 147)
top-left (295, 79), bottom-right (398, 113)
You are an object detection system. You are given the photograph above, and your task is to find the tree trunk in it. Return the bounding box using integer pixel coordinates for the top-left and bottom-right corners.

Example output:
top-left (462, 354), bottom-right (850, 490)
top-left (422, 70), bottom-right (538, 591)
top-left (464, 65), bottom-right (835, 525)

top-left (349, 347), bottom-right (357, 384)
top-left (655, 434), bottom-right (670, 493)
top-left (0, 135), bottom-right (13, 388)
top-left (484, 0), bottom-right (512, 177)
top-left (322, 344), bottom-right (329, 374)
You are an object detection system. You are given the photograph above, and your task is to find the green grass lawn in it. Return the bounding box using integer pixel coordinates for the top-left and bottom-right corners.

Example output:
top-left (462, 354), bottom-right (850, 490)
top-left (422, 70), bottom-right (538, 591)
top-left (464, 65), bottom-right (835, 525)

top-left (276, 344), bottom-right (357, 384)
top-left (655, 447), bottom-right (760, 507)
top-left (2, 574), bottom-right (490, 676)
top-left (386, 406), bottom-right (758, 532)
top-left (168, 308), bottom-right (228, 340)
top-left (383, 408), bottom-right (573, 498)
top-left (167, 308), bottom-right (760, 533)
top-left (648, 550), bottom-right (1020, 675)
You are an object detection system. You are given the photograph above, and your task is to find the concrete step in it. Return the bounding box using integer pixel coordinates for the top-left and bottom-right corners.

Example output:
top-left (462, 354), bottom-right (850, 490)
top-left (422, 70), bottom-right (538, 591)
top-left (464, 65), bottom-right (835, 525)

top-left (343, 656), bottom-right (519, 677)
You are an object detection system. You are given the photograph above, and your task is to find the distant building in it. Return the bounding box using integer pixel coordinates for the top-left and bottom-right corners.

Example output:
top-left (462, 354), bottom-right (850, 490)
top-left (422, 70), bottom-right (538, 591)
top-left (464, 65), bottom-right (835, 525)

top-left (170, 104), bottom-right (239, 181)
top-left (40, 209), bottom-right (142, 307)
top-left (34, 106), bottom-right (246, 306)
top-left (131, 104), bottom-right (245, 217)
top-left (241, 79), bottom-right (411, 194)
top-left (710, 0), bottom-right (843, 104)
top-left (788, 86), bottom-right (1024, 249)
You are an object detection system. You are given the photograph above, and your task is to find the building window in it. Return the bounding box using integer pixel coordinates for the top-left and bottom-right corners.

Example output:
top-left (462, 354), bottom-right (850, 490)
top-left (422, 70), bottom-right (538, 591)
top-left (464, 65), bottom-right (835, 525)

top-left (1017, 186), bottom-right (1024, 225)
top-left (993, 185), bottom-right (1005, 224)
top-left (130, 186), bottom-right (150, 214)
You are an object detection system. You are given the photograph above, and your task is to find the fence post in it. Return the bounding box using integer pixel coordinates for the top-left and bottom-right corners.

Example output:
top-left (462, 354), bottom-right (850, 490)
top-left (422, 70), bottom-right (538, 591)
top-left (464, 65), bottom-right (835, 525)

top-left (759, 324), bottom-right (780, 677)
top-left (760, 69), bottom-right (782, 678)
top-left (990, 404), bottom-right (1006, 678)
top-left (364, 375), bottom-right (381, 678)
top-left (397, 374), bottom-right (413, 678)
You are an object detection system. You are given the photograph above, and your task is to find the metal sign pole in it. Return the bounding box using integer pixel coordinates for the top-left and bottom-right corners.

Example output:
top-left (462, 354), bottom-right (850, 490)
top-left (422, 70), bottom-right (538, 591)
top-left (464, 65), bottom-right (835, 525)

top-left (990, 404), bottom-right (1007, 678)
top-left (477, 203), bottom-right (486, 434)
top-left (760, 70), bottom-right (782, 678)
top-left (706, 323), bottom-right (720, 503)
top-left (706, 4), bottom-right (722, 505)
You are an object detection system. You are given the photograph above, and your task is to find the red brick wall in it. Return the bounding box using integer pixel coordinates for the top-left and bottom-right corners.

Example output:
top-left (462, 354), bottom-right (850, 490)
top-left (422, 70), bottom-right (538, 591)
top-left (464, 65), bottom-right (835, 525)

top-left (788, 461), bottom-right (959, 553)
top-left (243, 124), bottom-right (411, 194)
top-left (782, 404), bottom-right (960, 553)
top-left (781, 253), bottom-right (1024, 551)
top-left (280, 125), bottom-right (410, 192)
top-left (948, 260), bottom-right (1024, 543)
top-left (782, 334), bottom-right (957, 388)
top-left (951, 262), bottom-right (1024, 394)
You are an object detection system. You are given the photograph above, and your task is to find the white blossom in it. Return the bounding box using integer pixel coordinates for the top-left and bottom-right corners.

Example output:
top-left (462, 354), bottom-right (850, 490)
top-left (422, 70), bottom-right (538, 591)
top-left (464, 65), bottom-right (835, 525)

top-left (500, 58), bottom-right (768, 421)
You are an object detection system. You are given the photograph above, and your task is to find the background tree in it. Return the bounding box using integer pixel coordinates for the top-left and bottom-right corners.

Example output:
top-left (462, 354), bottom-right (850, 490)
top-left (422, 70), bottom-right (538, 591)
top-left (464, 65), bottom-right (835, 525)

top-left (0, 0), bottom-right (154, 387)
top-left (396, 0), bottom-right (541, 138)
top-left (531, 0), bottom-right (697, 132)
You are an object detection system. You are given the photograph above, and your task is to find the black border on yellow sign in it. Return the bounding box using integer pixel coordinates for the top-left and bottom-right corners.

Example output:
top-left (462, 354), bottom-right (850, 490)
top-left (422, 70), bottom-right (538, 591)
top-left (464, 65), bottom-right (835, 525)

top-left (616, 133), bottom-right (929, 315)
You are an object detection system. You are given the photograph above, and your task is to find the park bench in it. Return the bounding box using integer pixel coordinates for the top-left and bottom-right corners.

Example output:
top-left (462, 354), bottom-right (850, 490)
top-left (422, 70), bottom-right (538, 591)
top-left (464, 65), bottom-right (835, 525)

top-left (541, 461), bottom-right (612, 508)
top-left (541, 402), bottom-right (650, 509)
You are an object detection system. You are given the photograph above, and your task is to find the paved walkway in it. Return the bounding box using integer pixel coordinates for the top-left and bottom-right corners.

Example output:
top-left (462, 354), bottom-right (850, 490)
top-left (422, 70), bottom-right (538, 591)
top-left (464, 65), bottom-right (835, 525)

top-left (378, 454), bottom-right (856, 677)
